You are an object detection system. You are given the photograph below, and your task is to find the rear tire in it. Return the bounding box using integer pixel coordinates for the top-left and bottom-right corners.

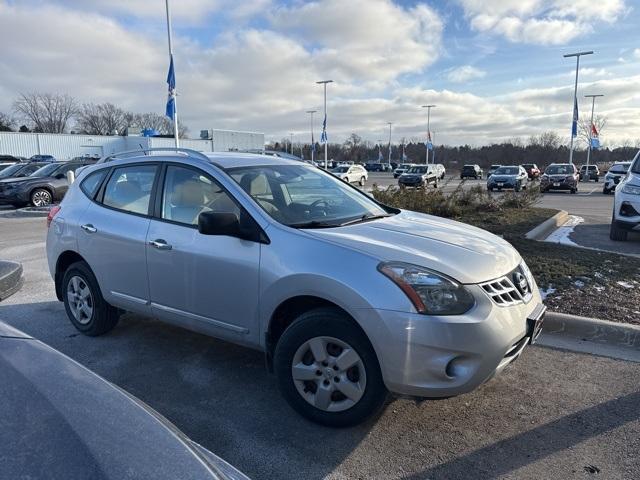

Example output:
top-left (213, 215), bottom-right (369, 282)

top-left (515, 182), bottom-right (522, 192)
top-left (62, 261), bottom-right (119, 336)
top-left (570, 188), bottom-right (577, 194)
top-left (274, 307), bottom-right (387, 427)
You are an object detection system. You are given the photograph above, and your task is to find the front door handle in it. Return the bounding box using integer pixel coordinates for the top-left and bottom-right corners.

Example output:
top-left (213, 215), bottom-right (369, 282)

top-left (81, 224), bottom-right (97, 233)
top-left (149, 239), bottom-right (172, 251)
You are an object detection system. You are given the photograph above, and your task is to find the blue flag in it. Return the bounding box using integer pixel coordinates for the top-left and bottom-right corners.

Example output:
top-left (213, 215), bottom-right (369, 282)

top-left (591, 137), bottom-right (600, 149)
top-left (571, 96), bottom-right (578, 137)
top-left (320, 114), bottom-right (327, 144)
top-left (425, 141), bottom-right (433, 150)
top-left (166, 54), bottom-right (176, 120)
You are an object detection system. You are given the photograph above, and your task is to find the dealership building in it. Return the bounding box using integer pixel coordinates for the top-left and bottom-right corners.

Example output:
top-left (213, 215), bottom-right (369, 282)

top-left (0, 129), bottom-right (265, 160)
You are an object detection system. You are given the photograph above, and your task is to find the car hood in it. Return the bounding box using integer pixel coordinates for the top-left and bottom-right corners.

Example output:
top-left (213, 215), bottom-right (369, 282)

top-left (0, 177), bottom-right (32, 184)
top-left (307, 210), bottom-right (520, 283)
top-left (545, 174), bottom-right (572, 180)
top-left (0, 327), bottom-right (249, 480)
top-left (400, 174), bottom-right (423, 180)
top-left (490, 175), bottom-right (517, 181)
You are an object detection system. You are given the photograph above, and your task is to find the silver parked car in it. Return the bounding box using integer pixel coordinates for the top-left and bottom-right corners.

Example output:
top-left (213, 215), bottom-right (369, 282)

top-left (46, 148), bottom-right (545, 427)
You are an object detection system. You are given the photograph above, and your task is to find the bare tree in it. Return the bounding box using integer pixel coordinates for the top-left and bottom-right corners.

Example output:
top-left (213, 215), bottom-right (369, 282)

top-left (528, 131), bottom-right (563, 149)
top-left (578, 115), bottom-right (606, 148)
top-left (13, 93), bottom-right (78, 133)
top-left (76, 102), bottom-right (127, 135)
top-left (0, 111), bottom-right (15, 131)
top-left (125, 111), bottom-right (188, 138)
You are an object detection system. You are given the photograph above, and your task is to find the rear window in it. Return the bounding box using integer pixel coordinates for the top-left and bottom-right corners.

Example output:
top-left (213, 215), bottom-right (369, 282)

top-left (102, 165), bottom-right (157, 215)
top-left (609, 164), bottom-right (630, 174)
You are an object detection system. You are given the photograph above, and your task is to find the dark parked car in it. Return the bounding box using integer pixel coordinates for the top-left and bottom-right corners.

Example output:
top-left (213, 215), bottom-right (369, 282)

top-left (0, 155), bottom-right (26, 164)
top-left (0, 260), bottom-right (250, 480)
top-left (0, 160), bottom-right (95, 207)
top-left (579, 164), bottom-right (600, 182)
top-left (398, 164), bottom-right (439, 188)
top-left (487, 166), bottom-right (528, 192)
top-left (540, 163), bottom-right (579, 194)
top-left (460, 164), bottom-right (483, 179)
top-left (29, 154), bottom-right (56, 163)
top-left (0, 162), bottom-right (47, 179)
top-left (488, 165), bottom-right (501, 177)
top-left (522, 163), bottom-right (541, 179)
top-left (365, 162), bottom-right (390, 172)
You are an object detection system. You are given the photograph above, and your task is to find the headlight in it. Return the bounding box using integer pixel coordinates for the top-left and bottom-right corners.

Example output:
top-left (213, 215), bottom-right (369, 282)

top-left (622, 184), bottom-right (640, 195)
top-left (378, 262), bottom-right (475, 315)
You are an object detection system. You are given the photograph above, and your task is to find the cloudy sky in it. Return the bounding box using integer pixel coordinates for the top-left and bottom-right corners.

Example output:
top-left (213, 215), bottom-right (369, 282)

top-left (0, 0), bottom-right (638, 147)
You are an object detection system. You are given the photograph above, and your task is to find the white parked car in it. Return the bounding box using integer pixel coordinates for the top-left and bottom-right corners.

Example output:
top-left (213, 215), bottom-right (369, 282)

top-left (603, 161), bottom-right (632, 195)
top-left (610, 150), bottom-right (640, 241)
top-left (433, 164), bottom-right (446, 180)
top-left (331, 164), bottom-right (368, 186)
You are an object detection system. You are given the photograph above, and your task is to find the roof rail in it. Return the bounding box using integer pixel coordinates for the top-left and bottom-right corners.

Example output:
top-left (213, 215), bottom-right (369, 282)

top-left (97, 147), bottom-right (210, 165)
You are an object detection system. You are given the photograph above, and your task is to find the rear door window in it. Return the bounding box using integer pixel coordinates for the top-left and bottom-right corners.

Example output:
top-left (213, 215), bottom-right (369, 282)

top-left (102, 165), bottom-right (157, 215)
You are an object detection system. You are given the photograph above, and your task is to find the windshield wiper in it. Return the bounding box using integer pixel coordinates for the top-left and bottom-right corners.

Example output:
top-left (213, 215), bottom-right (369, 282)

top-left (287, 220), bottom-right (342, 229)
top-left (339, 213), bottom-right (393, 226)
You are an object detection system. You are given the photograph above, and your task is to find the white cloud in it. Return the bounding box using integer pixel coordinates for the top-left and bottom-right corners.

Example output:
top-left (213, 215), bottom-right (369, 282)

top-left (447, 65), bottom-right (486, 83)
top-left (459, 0), bottom-right (627, 45)
top-left (634, 48), bottom-right (640, 59)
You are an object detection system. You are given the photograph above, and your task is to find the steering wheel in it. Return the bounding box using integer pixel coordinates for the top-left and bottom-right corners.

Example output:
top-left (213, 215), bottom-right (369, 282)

top-left (309, 199), bottom-right (330, 216)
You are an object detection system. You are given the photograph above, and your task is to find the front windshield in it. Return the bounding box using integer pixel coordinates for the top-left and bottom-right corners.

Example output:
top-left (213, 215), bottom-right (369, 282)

top-left (407, 166), bottom-right (427, 174)
top-left (610, 163), bottom-right (630, 174)
top-left (229, 164), bottom-right (390, 227)
top-left (30, 163), bottom-right (61, 177)
top-left (495, 167), bottom-right (518, 175)
top-left (0, 164), bottom-right (24, 178)
top-left (546, 165), bottom-right (573, 175)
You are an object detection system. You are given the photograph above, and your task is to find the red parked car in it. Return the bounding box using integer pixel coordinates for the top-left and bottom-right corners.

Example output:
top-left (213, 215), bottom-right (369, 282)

top-left (522, 163), bottom-right (541, 179)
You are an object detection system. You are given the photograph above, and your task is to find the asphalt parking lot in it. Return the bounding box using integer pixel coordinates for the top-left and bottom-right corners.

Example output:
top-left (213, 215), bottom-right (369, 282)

top-left (0, 214), bottom-right (638, 479)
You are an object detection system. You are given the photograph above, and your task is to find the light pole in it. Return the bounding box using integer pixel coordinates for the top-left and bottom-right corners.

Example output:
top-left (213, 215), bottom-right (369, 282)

top-left (387, 122), bottom-right (392, 168)
top-left (564, 51), bottom-right (593, 164)
top-left (376, 139), bottom-right (382, 164)
top-left (422, 105), bottom-right (435, 164)
top-left (584, 94), bottom-right (603, 180)
top-left (289, 133), bottom-right (294, 154)
top-left (316, 79), bottom-right (333, 169)
top-left (306, 110), bottom-right (317, 163)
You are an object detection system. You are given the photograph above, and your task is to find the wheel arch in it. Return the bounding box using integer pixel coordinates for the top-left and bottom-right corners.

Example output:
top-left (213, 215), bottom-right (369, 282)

top-left (54, 250), bottom-right (88, 301)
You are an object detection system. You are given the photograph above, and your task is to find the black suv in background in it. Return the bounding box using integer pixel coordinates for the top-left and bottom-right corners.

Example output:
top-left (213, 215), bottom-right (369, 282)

top-left (0, 160), bottom-right (95, 207)
top-left (579, 164), bottom-right (600, 182)
top-left (460, 164), bottom-right (483, 179)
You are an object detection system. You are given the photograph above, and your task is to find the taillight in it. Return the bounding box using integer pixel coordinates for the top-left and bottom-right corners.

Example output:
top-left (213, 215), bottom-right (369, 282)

top-left (47, 206), bottom-right (61, 228)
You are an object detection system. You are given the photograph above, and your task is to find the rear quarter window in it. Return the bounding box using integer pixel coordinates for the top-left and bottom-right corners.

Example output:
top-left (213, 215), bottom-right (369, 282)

top-left (80, 169), bottom-right (108, 199)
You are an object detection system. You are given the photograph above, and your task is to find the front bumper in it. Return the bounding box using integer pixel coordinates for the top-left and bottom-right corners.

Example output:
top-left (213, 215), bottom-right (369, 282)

top-left (541, 180), bottom-right (576, 191)
top-left (359, 285), bottom-right (544, 398)
top-left (488, 180), bottom-right (517, 189)
top-left (0, 189), bottom-right (28, 204)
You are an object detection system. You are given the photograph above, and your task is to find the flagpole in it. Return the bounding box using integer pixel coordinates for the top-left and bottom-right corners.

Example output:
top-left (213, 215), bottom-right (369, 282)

top-left (165, 0), bottom-right (179, 148)
top-left (387, 122), bottom-right (392, 168)
top-left (422, 105), bottom-right (435, 164)
top-left (306, 110), bottom-right (316, 163)
top-left (564, 51), bottom-right (593, 164)
top-left (316, 80), bottom-right (333, 169)
top-left (584, 94), bottom-right (603, 180)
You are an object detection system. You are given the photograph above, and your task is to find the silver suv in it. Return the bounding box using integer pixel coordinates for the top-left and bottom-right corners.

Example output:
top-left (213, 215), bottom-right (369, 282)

top-left (46, 148), bottom-right (545, 427)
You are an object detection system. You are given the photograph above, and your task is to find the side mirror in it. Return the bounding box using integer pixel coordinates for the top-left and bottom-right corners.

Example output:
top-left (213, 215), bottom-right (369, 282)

top-left (198, 210), bottom-right (268, 244)
top-left (55, 173), bottom-right (66, 179)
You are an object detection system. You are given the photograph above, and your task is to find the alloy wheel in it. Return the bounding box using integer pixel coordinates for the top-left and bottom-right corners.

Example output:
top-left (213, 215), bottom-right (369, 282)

top-left (31, 189), bottom-right (52, 207)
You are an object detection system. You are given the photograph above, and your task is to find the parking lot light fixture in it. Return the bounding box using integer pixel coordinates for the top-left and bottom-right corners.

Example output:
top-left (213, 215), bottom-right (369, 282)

top-left (584, 94), bottom-right (604, 181)
top-left (316, 80), bottom-right (333, 169)
top-left (563, 51), bottom-right (594, 165)
top-left (387, 122), bottom-right (393, 168)
top-left (422, 105), bottom-right (436, 164)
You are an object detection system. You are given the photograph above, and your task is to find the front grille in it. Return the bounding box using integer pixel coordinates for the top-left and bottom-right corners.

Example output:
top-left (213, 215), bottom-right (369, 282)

top-left (480, 265), bottom-right (532, 307)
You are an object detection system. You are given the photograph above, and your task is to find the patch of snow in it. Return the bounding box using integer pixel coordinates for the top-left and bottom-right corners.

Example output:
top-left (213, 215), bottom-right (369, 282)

top-left (617, 281), bottom-right (634, 289)
top-left (594, 272), bottom-right (604, 279)
top-left (574, 280), bottom-right (585, 288)
top-left (544, 215), bottom-right (584, 246)
top-left (593, 285), bottom-right (605, 292)
top-left (539, 286), bottom-right (556, 300)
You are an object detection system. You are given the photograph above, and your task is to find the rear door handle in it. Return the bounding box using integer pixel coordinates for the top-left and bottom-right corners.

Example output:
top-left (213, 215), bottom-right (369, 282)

top-left (148, 239), bottom-right (172, 251)
top-left (81, 224), bottom-right (97, 233)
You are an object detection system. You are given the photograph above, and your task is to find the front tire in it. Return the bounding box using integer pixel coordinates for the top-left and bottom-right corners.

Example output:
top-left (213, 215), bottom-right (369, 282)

top-left (570, 188), bottom-right (577, 194)
top-left (62, 261), bottom-right (119, 336)
top-left (274, 308), bottom-right (387, 427)
top-left (610, 220), bottom-right (628, 241)
top-left (30, 188), bottom-right (52, 207)
top-left (359, 176), bottom-right (366, 187)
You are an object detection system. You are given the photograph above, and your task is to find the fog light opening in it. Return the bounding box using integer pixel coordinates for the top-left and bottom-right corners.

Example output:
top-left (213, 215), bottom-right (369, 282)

top-left (445, 356), bottom-right (463, 379)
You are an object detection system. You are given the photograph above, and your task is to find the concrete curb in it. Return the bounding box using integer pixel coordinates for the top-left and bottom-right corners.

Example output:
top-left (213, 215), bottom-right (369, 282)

top-left (0, 207), bottom-right (50, 218)
top-left (525, 210), bottom-right (569, 240)
top-left (543, 311), bottom-right (640, 349)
